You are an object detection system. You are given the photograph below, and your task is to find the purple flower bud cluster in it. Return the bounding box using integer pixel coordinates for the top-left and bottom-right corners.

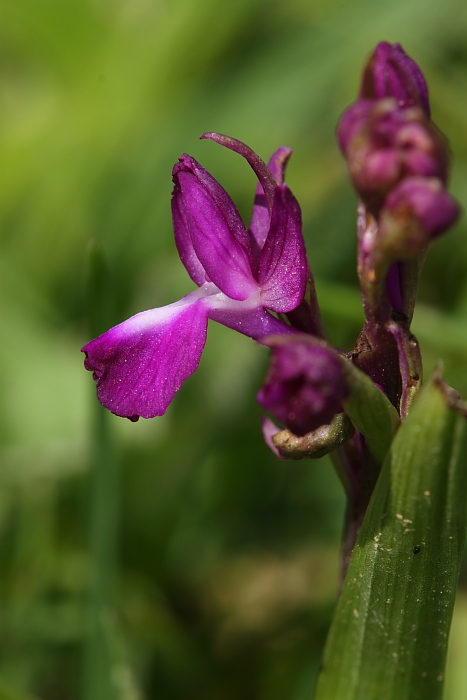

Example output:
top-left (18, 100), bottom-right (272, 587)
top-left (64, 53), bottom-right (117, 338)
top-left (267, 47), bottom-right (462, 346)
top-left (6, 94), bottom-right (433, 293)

top-left (338, 43), bottom-right (459, 273)
top-left (81, 42), bottom-right (460, 469)
top-left (337, 44), bottom-right (460, 426)
top-left (338, 99), bottom-right (449, 214)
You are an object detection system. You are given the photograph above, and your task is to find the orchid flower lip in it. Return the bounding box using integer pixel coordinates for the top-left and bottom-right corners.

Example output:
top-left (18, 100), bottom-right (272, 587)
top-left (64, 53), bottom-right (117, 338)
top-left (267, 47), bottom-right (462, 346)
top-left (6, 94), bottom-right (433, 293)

top-left (80, 280), bottom-right (295, 421)
top-left (81, 292), bottom-right (211, 420)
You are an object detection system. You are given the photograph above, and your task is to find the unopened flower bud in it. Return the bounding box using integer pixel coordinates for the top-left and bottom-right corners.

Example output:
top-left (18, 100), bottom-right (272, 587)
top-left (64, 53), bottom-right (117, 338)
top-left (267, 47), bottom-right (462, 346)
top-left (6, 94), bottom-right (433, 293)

top-left (257, 337), bottom-right (348, 436)
top-left (360, 41), bottom-right (430, 116)
top-left (337, 100), bottom-right (449, 212)
top-left (378, 177), bottom-right (460, 259)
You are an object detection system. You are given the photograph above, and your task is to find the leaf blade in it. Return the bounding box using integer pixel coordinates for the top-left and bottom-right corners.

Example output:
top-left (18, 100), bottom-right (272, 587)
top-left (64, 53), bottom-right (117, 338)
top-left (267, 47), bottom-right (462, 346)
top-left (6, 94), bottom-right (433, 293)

top-left (314, 377), bottom-right (467, 700)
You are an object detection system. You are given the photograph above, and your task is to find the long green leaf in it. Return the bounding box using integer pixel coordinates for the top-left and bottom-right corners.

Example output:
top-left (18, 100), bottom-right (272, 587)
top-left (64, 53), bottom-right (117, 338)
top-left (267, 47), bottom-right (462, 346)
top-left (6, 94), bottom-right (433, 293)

top-left (314, 376), bottom-right (467, 700)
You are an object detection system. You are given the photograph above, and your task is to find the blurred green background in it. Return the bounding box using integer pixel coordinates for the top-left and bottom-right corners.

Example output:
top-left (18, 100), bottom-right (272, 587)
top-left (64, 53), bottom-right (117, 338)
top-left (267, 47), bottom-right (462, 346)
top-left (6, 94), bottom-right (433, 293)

top-left (2, 0), bottom-right (467, 698)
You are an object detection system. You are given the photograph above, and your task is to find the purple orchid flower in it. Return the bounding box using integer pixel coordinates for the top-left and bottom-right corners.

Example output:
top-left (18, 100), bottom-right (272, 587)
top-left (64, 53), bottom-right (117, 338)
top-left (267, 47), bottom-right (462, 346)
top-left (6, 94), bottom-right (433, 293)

top-left (82, 133), bottom-right (308, 421)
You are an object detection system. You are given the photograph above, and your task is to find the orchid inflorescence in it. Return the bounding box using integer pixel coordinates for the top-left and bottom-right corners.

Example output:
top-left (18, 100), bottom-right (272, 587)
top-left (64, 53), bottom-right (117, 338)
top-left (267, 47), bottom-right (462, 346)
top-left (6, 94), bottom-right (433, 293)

top-left (82, 43), bottom-right (459, 489)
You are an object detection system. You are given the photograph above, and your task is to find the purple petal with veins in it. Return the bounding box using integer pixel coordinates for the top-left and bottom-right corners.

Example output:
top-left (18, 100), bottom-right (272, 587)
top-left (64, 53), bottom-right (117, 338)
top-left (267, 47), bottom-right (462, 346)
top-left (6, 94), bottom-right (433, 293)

top-left (258, 185), bottom-right (307, 313)
top-left (174, 154), bottom-right (252, 252)
top-left (249, 147), bottom-right (293, 255)
top-left (82, 294), bottom-right (210, 420)
top-left (171, 179), bottom-right (207, 287)
top-left (172, 156), bottom-right (256, 300)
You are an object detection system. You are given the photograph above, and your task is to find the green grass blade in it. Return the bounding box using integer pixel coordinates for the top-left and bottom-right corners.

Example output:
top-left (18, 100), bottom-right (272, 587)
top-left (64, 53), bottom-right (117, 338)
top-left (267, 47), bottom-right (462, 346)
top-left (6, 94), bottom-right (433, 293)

top-left (82, 243), bottom-right (120, 700)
